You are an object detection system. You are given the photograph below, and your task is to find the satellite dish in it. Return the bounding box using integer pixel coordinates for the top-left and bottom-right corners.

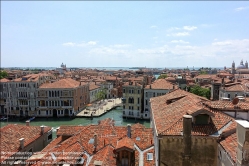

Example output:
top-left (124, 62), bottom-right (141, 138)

top-left (232, 97), bottom-right (239, 105)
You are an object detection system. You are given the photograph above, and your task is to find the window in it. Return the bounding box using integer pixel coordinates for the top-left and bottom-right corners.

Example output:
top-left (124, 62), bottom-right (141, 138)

top-left (138, 98), bottom-right (140, 104)
top-left (38, 110), bottom-right (41, 115)
top-left (146, 100), bottom-right (148, 106)
top-left (195, 114), bottom-right (209, 125)
top-left (137, 90), bottom-right (140, 94)
top-left (146, 92), bottom-right (148, 97)
top-left (137, 107), bottom-right (140, 111)
top-left (218, 151), bottom-right (222, 160)
top-left (123, 105), bottom-right (125, 109)
top-left (147, 153), bottom-right (153, 161)
top-left (47, 133), bottom-right (52, 142)
top-left (46, 110), bottom-right (48, 115)
top-left (123, 111), bottom-right (125, 115)
top-left (123, 89), bottom-right (125, 93)
top-left (228, 94), bottom-right (231, 98)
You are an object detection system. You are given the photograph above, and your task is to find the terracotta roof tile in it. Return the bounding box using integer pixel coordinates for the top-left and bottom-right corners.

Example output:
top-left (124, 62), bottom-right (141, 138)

top-left (0, 124), bottom-right (51, 162)
top-left (116, 136), bottom-right (134, 150)
top-left (39, 78), bottom-right (81, 88)
top-left (220, 133), bottom-right (237, 162)
top-left (151, 89), bottom-right (232, 136)
top-left (145, 79), bottom-right (176, 89)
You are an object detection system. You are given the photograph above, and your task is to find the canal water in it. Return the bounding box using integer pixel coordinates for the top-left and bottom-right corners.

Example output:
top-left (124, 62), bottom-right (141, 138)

top-left (0, 107), bottom-right (150, 138)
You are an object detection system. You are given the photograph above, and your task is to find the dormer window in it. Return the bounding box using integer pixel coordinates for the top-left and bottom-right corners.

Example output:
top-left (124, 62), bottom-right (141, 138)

top-left (191, 109), bottom-right (214, 125)
top-left (195, 114), bottom-right (210, 125)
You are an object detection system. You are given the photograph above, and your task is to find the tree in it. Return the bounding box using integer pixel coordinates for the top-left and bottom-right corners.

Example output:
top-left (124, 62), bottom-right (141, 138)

top-left (95, 88), bottom-right (107, 101)
top-left (157, 74), bottom-right (167, 79)
top-left (189, 85), bottom-right (211, 99)
top-left (0, 70), bottom-right (8, 79)
top-left (199, 71), bottom-right (208, 75)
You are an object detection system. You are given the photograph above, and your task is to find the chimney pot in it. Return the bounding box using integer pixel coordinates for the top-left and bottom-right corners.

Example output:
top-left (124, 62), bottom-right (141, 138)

top-left (183, 115), bottom-right (192, 161)
top-left (26, 120), bottom-right (30, 126)
top-left (127, 124), bottom-right (131, 138)
top-left (19, 138), bottom-right (24, 149)
top-left (94, 134), bottom-right (97, 146)
top-left (41, 126), bottom-right (44, 134)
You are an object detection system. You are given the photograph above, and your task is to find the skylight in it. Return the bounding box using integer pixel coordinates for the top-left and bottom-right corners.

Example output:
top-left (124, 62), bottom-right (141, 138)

top-left (89, 138), bottom-right (94, 144)
top-left (147, 153), bottom-right (153, 161)
top-left (136, 137), bottom-right (140, 141)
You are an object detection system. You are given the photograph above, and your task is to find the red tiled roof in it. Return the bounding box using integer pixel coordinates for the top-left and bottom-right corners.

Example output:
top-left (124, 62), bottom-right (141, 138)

top-left (116, 136), bottom-right (134, 150)
top-left (145, 79), bottom-right (176, 89)
top-left (57, 126), bottom-right (87, 136)
top-left (151, 89), bottom-right (232, 136)
top-left (39, 78), bottom-right (81, 88)
top-left (89, 83), bottom-right (100, 91)
top-left (203, 100), bottom-right (249, 111)
top-left (88, 145), bottom-right (116, 166)
top-left (220, 133), bottom-right (237, 162)
top-left (0, 124), bottom-right (51, 162)
top-left (0, 78), bottom-right (10, 83)
top-left (225, 83), bottom-right (249, 92)
top-left (27, 118), bottom-right (154, 165)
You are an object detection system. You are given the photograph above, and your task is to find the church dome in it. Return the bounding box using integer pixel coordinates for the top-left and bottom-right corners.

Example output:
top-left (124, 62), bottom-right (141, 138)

top-left (237, 60), bottom-right (246, 69)
top-left (237, 64), bottom-right (246, 69)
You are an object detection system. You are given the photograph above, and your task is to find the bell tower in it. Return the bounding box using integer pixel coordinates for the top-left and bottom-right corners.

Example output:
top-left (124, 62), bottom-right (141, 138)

top-left (232, 61), bottom-right (236, 74)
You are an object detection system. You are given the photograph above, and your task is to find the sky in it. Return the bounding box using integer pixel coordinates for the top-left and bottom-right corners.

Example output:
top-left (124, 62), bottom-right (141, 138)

top-left (1, 1), bottom-right (249, 68)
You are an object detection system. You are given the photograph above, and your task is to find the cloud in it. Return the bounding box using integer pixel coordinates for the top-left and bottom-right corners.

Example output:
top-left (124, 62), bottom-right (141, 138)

top-left (110, 44), bottom-right (131, 48)
top-left (170, 40), bottom-right (189, 44)
top-left (87, 41), bottom-right (97, 45)
top-left (62, 41), bottom-right (97, 47)
top-left (183, 26), bottom-right (197, 31)
top-left (167, 32), bottom-right (190, 37)
top-left (150, 25), bottom-right (157, 29)
top-left (89, 45), bottom-right (129, 55)
top-left (235, 6), bottom-right (249, 12)
top-left (62, 42), bottom-right (76, 46)
top-left (212, 41), bottom-right (232, 46)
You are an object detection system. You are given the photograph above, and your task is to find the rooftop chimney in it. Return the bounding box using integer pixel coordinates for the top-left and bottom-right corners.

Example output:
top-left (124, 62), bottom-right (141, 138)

top-left (94, 134), bottom-right (97, 153)
top-left (41, 126), bottom-right (44, 135)
top-left (182, 115), bottom-right (192, 166)
top-left (26, 120), bottom-right (30, 126)
top-left (235, 120), bottom-right (249, 166)
top-left (19, 138), bottom-right (24, 149)
top-left (127, 124), bottom-right (131, 138)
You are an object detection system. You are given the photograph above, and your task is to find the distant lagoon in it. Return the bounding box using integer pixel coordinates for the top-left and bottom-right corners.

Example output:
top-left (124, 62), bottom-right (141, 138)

top-left (3, 67), bottom-right (224, 71)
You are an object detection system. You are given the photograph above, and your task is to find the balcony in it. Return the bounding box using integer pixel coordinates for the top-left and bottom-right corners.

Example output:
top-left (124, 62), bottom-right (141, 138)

top-left (62, 106), bottom-right (72, 109)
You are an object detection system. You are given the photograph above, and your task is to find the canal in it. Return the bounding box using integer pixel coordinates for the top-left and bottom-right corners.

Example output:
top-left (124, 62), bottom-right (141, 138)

top-left (0, 107), bottom-right (151, 138)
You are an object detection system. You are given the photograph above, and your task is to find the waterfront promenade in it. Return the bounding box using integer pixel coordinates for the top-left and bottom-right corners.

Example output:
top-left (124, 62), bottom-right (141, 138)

top-left (76, 98), bottom-right (122, 117)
